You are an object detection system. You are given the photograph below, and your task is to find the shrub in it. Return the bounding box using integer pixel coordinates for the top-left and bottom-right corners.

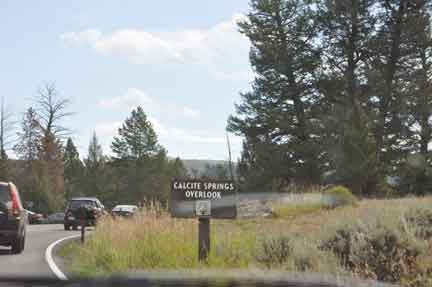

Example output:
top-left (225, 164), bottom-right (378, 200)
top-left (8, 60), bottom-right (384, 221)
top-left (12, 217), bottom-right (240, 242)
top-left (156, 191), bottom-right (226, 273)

top-left (323, 186), bottom-right (358, 209)
top-left (321, 222), bottom-right (422, 283)
top-left (255, 235), bottom-right (293, 268)
top-left (320, 223), bottom-right (368, 267)
top-left (289, 241), bottom-right (343, 274)
top-left (255, 235), bottom-right (343, 274)
top-left (404, 208), bottom-right (432, 240)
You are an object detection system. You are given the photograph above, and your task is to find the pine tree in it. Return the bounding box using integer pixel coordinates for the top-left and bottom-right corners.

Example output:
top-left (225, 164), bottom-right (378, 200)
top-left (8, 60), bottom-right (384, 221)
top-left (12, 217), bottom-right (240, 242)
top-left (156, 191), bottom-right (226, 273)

top-left (83, 132), bottom-right (114, 202)
top-left (397, 1), bottom-right (432, 195)
top-left (13, 108), bottom-right (42, 207)
top-left (316, 0), bottom-right (390, 194)
top-left (64, 138), bottom-right (84, 199)
top-left (112, 106), bottom-right (159, 160)
top-left (86, 132), bottom-right (104, 171)
top-left (228, 0), bottom-right (323, 190)
top-left (111, 106), bottom-right (167, 204)
top-left (169, 157), bottom-right (188, 179)
top-left (14, 108), bottom-right (40, 162)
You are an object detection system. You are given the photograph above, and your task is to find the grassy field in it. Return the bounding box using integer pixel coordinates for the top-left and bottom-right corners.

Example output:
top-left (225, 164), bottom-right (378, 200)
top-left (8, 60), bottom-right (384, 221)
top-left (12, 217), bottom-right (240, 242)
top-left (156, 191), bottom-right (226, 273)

top-left (59, 194), bottom-right (432, 286)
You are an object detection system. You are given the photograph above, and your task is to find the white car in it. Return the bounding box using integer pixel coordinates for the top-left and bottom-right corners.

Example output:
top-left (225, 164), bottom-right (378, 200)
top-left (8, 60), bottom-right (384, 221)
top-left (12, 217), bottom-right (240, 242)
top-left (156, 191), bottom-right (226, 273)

top-left (111, 205), bottom-right (138, 218)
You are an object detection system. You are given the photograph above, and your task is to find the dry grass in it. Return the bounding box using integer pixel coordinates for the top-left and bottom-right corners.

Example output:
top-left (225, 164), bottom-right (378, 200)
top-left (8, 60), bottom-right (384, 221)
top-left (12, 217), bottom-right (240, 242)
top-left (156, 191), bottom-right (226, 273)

top-left (60, 196), bottom-right (432, 284)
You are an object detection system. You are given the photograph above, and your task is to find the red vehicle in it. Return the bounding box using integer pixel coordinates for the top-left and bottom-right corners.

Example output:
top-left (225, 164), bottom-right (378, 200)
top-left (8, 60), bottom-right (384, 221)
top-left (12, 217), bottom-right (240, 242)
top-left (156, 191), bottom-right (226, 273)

top-left (64, 197), bottom-right (105, 230)
top-left (0, 182), bottom-right (27, 254)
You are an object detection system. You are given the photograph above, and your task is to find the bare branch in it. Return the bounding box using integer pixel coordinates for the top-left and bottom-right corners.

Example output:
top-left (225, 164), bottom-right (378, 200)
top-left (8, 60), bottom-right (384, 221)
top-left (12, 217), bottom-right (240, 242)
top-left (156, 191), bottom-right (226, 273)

top-left (34, 82), bottom-right (75, 139)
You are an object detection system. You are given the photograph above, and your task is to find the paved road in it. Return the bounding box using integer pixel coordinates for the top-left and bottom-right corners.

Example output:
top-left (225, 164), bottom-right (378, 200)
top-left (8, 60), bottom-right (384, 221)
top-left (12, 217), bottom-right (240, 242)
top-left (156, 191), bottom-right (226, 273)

top-left (0, 224), bottom-right (79, 279)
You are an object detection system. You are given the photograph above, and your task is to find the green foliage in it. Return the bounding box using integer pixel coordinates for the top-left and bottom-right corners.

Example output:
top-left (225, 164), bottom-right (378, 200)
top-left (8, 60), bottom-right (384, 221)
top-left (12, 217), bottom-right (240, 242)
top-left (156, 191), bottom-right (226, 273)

top-left (112, 106), bottom-right (159, 160)
top-left (323, 186), bottom-right (358, 209)
top-left (228, 0), bottom-right (432, 198)
top-left (64, 138), bottom-right (84, 199)
top-left (82, 132), bottom-right (114, 202)
top-left (398, 154), bottom-right (432, 197)
top-left (108, 107), bottom-right (185, 206)
top-left (321, 222), bottom-right (423, 283)
top-left (228, 0), bottom-right (324, 191)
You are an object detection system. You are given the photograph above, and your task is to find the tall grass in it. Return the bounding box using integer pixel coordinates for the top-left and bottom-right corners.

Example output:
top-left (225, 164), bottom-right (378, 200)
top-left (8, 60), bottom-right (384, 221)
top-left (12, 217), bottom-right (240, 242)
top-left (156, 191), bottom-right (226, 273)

top-left (60, 196), bottom-right (432, 286)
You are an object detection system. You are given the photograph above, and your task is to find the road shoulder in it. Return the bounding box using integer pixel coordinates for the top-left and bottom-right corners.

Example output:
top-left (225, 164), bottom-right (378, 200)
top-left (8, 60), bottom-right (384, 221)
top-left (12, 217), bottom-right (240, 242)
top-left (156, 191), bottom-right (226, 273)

top-left (46, 235), bottom-right (80, 280)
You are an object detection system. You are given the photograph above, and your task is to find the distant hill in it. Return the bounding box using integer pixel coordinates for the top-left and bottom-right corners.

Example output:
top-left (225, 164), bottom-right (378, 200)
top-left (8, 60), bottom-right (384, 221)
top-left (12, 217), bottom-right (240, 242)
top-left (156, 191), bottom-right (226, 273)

top-left (180, 159), bottom-right (234, 176)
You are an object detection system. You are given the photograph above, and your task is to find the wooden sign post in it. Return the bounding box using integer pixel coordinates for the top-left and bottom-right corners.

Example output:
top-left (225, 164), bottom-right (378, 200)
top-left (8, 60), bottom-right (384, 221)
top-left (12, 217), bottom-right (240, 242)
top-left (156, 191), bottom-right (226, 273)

top-left (170, 179), bottom-right (237, 262)
top-left (198, 218), bottom-right (210, 261)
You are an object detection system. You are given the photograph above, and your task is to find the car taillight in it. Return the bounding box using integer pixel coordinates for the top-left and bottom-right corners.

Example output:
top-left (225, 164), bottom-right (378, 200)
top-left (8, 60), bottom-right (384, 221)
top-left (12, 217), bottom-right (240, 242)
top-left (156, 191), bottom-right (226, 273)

top-left (9, 188), bottom-right (20, 218)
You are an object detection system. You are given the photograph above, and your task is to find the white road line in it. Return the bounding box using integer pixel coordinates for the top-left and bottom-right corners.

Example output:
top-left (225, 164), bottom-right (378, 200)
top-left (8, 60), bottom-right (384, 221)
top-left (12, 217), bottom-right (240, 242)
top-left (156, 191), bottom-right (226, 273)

top-left (45, 234), bottom-right (81, 281)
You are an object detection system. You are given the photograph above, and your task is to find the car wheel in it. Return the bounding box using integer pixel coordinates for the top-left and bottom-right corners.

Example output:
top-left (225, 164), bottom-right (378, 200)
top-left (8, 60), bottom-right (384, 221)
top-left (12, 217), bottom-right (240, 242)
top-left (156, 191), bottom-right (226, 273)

top-left (64, 225), bottom-right (70, 231)
top-left (72, 225), bottom-right (78, 231)
top-left (11, 236), bottom-right (24, 254)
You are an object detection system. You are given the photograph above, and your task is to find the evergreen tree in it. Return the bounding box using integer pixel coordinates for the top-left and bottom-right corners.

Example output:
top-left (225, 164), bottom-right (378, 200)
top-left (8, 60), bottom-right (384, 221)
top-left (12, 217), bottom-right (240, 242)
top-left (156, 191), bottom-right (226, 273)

top-left (14, 108), bottom-right (40, 162)
top-left (228, 0), bottom-right (323, 191)
top-left (397, 1), bottom-right (432, 194)
top-left (169, 157), bottom-right (187, 179)
top-left (85, 132), bottom-right (104, 171)
top-left (112, 106), bottom-right (159, 160)
top-left (13, 108), bottom-right (42, 208)
top-left (111, 106), bottom-right (167, 204)
top-left (368, 0), bottom-right (424, 172)
top-left (83, 132), bottom-right (115, 203)
top-left (64, 138), bottom-right (84, 199)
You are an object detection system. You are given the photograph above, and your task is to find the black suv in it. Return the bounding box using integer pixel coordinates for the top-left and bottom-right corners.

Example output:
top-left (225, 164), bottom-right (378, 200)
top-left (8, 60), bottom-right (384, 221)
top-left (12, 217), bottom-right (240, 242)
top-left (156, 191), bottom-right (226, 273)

top-left (0, 182), bottom-right (27, 254)
top-left (64, 197), bottom-right (105, 230)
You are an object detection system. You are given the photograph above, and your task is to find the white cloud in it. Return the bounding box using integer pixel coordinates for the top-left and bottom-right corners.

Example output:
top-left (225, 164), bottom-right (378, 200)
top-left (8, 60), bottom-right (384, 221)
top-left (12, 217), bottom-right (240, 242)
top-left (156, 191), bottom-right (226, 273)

top-left (60, 14), bottom-right (252, 80)
top-left (98, 88), bottom-right (200, 119)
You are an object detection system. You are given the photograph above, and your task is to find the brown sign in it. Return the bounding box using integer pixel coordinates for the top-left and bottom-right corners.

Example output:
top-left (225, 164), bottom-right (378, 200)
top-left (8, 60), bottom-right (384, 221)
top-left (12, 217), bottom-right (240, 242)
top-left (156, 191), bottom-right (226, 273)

top-left (170, 179), bottom-right (237, 219)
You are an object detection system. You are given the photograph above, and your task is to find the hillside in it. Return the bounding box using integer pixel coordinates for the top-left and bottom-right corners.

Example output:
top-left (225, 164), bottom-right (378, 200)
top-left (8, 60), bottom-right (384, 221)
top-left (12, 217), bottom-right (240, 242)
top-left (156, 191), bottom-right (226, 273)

top-left (180, 159), bottom-right (233, 175)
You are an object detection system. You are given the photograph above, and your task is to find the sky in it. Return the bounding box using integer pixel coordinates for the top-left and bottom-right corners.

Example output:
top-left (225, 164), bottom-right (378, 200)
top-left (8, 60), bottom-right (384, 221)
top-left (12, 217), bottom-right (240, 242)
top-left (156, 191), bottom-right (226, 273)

top-left (0, 1), bottom-right (253, 161)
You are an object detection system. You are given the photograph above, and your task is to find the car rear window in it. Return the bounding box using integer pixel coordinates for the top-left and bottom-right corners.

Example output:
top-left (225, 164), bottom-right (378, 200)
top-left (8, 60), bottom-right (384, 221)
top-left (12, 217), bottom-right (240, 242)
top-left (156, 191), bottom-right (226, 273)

top-left (68, 200), bottom-right (96, 209)
top-left (0, 185), bottom-right (10, 204)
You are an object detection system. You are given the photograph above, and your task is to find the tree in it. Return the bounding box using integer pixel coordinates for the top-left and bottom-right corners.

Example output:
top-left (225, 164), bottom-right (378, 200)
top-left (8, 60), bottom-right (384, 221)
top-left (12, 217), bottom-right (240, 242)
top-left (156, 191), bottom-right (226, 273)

top-left (316, 0), bottom-right (387, 195)
top-left (228, 0), bottom-right (323, 191)
top-left (13, 107), bottom-right (41, 200)
top-left (112, 106), bottom-right (159, 160)
top-left (111, 106), bottom-right (166, 204)
top-left (397, 1), bottom-right (432, 195)
top-left (0, 97), bottom-right (15, 180)
top-left (169, 157), bottom-right (188, 179)
top-left (83, 132), bottom-right (116, 204)
top-left (14, 108), bottom-right (40, 162)
top-left (35, 83), bottom-right (72, 139)
top-left (367, 0), bottom-right (425, 172)
top-left (64, 138), bottom-right (84, 199)
top-left (85, 132), bottom-right (104, 171)
top-left (33, 82), bottom-right (72, 210)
